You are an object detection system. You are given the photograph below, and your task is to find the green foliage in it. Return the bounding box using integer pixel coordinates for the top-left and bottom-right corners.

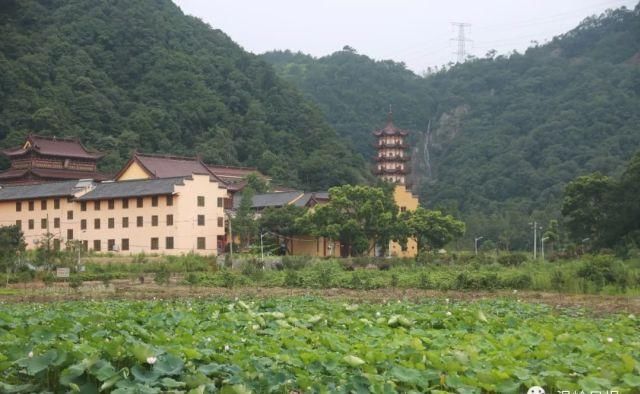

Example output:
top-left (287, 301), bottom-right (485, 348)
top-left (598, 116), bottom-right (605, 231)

top-left (1, 298), bottom-right (639, 392)
top-left (68, 275), bottom-right (83, 291)
top-left (497, 253), bottom-right (529, 267)
top-left (153, 265), bottom-right (170, 285)
top-left (403, 207), bottom-right (465, 252)
top-left (304, 184), bottom-right (400, 256)
top-left (263, 5), bottom-right (640, 249)
top-left (233, 187), bottom-right (258, 248)
top-left (0, 225), bottom-right (26, 271)
top-left (0, 0), bottom-right (369, 190)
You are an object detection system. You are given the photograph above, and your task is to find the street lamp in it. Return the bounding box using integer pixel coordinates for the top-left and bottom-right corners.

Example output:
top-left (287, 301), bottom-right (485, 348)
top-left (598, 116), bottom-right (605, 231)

top-left (474, 236), bottom-right (483, 255)
top-left (541, 237), bottom-right (549, 262)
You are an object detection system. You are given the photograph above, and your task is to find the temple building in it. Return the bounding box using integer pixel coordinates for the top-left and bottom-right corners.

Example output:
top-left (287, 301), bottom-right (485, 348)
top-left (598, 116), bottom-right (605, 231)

top-left (0, 134), bottom-right (108, 184)
top-left (372, 111), bottom-right (420, 258)
top-left (373, 112), bottom-right (410, 185)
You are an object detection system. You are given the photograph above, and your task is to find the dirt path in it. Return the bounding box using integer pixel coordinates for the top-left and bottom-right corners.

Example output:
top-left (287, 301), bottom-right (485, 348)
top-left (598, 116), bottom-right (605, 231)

top-left (2, 280), bottom-right (639, 316)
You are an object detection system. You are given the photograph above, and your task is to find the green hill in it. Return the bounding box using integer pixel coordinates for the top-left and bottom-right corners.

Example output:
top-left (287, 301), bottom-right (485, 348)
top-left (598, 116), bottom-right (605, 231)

top-left (0, 0), bottom-right (370, 190)
top-left (263, 4), bottom-right (640, 249)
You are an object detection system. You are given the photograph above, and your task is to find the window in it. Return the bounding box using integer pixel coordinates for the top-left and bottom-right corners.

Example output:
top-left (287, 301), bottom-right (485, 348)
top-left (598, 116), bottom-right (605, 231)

top-left (41, 200), bottom-right (47, 210)
top-left (81, 219), bottom-right (87, 230)
top-left (217, 197), bottom-right (223, 207)
top-left (41, 218), bottom-right (47, 229)
top-left (53, 239), bottom-right (60, 251)
top-left (197, 196), bottom-right (205, 207)
top-left (108, 199), bottom-right (115, 210)
top-left (166, 195), bottom-right (173, 206)
top-left (15, 220), bottom-right (21, 230)
top-left (122, 217), bottom-right (129, 228)
top-left (67, 229), bottom-right (73, 240)
top-left (108, 218), bottom-right (115, 229)
top-left (81, 201), bottom-right (87, 211)
top-left (151, 237), bottom-right (159, 250)
top-left (94, 218), bottom-right (101, 229)
top-left (151, 196), bottom-right (158, 207)
top-left (54, 198), bottom-right (60, 209)
top-left (197, 237), bottom-right (205, 250)
top-left (108, 239), bottom-right (115, 251)
top-left (151, 215), bottom-right (158, 226)
top-left (122, 198), bottom-right (129, 209)
top-left (94, 201), bottom-right (101, 211)
top-left (136, 197), bottom-right (143, 208)
top-left (166, 237), bottom-right (174, 250)
top-left (400, 206), bottom-right (407, 212)
top-left (28, 219), bottom-right (34, 230)
top-left (218, 217), bottom-right (224, 227)
top-left (16, 202), bottom-right (21, 212)
top-left (121, 238), bottom-right (129, 251)
top-left (54, 218), bottom-right (60, 229)
top-left (93, 240), bottom-right (101, 251)
top-left (137, 216), bottom-right (143, 227)
top-left (166, 214), bottom-right (173, 226)
top-left (197, 215), bottom-right (205, 226)
top-left (67, 210), bottom-right (73, 220)
top-left (28, 201), bottom-right (34, 211)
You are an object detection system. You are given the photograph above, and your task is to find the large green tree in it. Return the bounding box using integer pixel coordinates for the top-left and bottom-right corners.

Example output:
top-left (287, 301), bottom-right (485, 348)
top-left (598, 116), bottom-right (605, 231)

top-left (303, 185), bottom-right (400, 256)
top-left (402, 208), bottom-right (465, 252)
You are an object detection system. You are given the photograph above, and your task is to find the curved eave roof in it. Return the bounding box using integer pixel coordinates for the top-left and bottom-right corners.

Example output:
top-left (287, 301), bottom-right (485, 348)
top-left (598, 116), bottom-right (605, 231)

top-left (372, 121), bottom-right (409, 137)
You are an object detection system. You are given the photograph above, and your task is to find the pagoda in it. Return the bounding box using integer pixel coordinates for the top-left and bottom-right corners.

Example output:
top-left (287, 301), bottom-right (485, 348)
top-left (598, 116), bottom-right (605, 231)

top-left (0, 134), bottom-right (108, 184)
top-left (372, 111), bottom-right (410, 185)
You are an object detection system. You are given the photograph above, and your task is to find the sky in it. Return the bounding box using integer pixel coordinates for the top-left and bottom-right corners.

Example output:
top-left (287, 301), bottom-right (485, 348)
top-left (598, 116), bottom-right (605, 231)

top-left (173, 0), bottom-right (637, 73)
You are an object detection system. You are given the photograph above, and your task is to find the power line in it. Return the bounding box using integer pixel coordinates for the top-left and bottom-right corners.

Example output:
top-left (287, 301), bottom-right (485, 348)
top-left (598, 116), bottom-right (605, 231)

top-left (450, 22), bottom-right (472, 63)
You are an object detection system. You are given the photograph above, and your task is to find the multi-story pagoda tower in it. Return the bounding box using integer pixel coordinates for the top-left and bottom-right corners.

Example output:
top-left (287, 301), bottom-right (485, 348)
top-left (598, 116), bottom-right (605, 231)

top-left (372, 111), bottom-right (410, 185)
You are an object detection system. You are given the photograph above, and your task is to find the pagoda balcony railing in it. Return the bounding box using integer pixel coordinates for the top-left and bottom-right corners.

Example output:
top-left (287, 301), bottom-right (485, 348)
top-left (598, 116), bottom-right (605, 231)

top-left (375, 155), bottom-right (410, 162)
top-left (373, 142), bottom-right (408, 149)
top-left (374, 167), bottom-right (409, 175)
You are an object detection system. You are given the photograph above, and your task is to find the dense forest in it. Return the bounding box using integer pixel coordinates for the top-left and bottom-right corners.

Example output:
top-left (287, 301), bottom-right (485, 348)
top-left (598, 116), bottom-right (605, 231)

top-left (263, 4), bottom-right (640, 250)
top-left (0, 0), bottom-right (371, 190)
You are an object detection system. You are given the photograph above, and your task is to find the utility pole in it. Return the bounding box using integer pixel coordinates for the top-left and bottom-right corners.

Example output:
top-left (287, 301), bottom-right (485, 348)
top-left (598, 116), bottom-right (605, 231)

top-left (529, 221), bottom-right (542, 259)
top-left (474, 236), bottom-right (483, 256)
top-left (541, 237), bottom-right (549, 262)
top-left (451, 22), bottom-right (472, 63)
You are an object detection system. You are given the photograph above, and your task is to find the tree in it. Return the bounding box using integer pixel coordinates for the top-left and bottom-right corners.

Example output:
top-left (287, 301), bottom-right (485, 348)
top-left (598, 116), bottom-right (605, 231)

top-left (232, 186), bottom-right (258, 249)
top-left (403, 208), bottom-right (465, 253)
top-left (0, 225), bottom-right (26, 271)
top-left (259, 205), bottom-right (308, 254)
top-left (561, 173), bottom-right (614, 246)
top-left (304, 185), bottom-right (399, 256)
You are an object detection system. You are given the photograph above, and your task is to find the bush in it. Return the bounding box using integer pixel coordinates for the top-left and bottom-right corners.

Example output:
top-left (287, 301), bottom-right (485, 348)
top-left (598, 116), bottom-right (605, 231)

top-left (283, 270), bottom-right (301, 287)
top-left (69, 276), bottom-right (83, 290)
top-left (503, 273), bottom-right (533, 289)
top-left (309, 261), bottom-right (341, 288)
top-left (220, 269), bottom-right (236, 288)
top-left (240, 258), bottom-right (264, 280)
top-left (154, 265), bottom-right (170, 285)
top-left (185, 272), bottom-right (200, 286)
top-left (551, 270), bottom-right (565, 292)
top-left (41, 272), bottom-right (55, 286)
top-left (281, 256), bottom-right (310, 270)
top-left (418, 272), bottom-right (431, 289)
top-left (497, 253), bottom-right (529, 266)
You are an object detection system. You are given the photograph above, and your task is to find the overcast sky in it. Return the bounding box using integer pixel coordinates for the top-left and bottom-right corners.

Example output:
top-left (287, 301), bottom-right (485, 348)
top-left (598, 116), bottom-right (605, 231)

top-left (174, 0), bottom-right (637, 73)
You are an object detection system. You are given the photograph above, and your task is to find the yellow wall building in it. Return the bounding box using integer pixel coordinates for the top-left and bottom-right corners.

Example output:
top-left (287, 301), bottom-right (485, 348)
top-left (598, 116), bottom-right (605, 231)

top-left (0, 174), bottom-right (226, 255)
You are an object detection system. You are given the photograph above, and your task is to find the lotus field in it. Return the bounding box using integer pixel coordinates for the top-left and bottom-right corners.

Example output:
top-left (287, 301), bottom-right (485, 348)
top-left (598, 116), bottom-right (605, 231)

top-left (0, 297), bottom-right (639, 393)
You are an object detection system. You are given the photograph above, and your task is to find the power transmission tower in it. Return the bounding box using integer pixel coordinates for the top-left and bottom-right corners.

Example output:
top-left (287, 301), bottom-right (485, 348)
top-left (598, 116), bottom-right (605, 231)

top-left (450, 22), bottom-right (472, 63)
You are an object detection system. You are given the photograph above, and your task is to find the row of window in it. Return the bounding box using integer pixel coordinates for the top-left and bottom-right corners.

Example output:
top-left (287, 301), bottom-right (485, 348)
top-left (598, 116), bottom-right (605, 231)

top-left (16, 198), bottom-right (62, 212)
top-left (16, 215), bottom-right (225, 231)
top-left (15, 196), bottom-right (227, 212)
top-left (80, 237), bottom-right (207, 251)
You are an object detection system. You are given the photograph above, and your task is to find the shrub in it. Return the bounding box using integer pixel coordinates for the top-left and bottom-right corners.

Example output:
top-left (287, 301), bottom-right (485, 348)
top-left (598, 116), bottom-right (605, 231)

top-left (503, 273), bottom-right (533, 289)
top-left (41, 272), bottom-right (55, 286)
top-left (497, 253), bottom-right (528, 266)
top-left (185, 272), bottom-right (200, 286)
top-left (240, 258), bottom-right (264, 280)
top-left (418, 272), bottom-right (431, 289)
top-left (154, 265), bottom-right (170, 285)
top-left (551, 270), bottom-right (565, 292)
top-left (310, 261), bottom-right (341, 289)
top-left (220, 269), bottom-right (236, 288)
top-left (283, 270), bottom-right (301, 287)
top-left (69, 276), bottom-right (83, 291)
top-left (281, 256), bottom-right (310, 270)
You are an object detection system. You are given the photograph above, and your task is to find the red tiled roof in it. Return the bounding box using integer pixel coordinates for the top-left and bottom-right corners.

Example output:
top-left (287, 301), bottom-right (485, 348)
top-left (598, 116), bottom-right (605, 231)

top-left (1, 134), bottom-right (104, 159)
top-left (207, 165), bottom-right (259, 179)
top-left (133, 153), bottom-right (213, 178)
top-left (0, 168), bottom-right (108, 184)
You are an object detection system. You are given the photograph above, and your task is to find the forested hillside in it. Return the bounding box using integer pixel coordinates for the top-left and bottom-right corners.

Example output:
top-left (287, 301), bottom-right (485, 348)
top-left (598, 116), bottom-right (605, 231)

top-left (263, 4), bottom-right (640, 249)
top-left (0, 0), bottom-right (370, 190)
